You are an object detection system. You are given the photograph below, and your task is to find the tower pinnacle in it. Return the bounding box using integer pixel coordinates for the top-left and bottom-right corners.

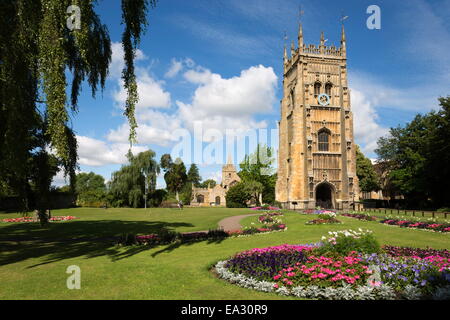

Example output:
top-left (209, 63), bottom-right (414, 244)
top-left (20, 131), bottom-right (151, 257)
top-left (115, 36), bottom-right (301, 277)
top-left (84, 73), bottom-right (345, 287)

top-left (341, 24), bottom-right (346, 57)
top-left (298, 23), bottom-right (303, 50)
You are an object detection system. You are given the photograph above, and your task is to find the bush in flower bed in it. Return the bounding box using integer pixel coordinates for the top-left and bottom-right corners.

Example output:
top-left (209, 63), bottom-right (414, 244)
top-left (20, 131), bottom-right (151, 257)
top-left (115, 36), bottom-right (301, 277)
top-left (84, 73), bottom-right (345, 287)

top-left (316, 229), bottom-right (381, 256)
top-left (341, 213), bottom-right (377, 221)
top-left (380, 218), bottom-right (450, 233)
top-left (2, 216), bottom-right (77, 223)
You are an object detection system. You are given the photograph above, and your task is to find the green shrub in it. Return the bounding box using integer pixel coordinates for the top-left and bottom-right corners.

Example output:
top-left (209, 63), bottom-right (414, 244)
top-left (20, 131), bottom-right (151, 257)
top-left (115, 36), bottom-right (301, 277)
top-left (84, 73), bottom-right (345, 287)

top-left (315, 229), bottom-right (381, 255)
top-left (226, 182), bottom-right (250, 208)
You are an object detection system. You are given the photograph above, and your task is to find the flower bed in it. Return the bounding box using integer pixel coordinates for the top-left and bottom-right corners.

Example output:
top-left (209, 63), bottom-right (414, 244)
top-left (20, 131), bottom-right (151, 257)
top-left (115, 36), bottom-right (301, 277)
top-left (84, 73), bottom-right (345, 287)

top-left (227, 224), bottom-right (287, 237)
top-left (119, 229), bottom-right (229, 246)
top-left (225, 244), bottom-right (315, 280)
top-left (380, 218), bottom-right (450, 233)
top-left (301, 209), bottom-right (337, 215)
top-left (2, 216), bottom-right (77, 223)
top-left (306, 218), bottom-right (342, 225)
top-left (306, 211), bottom-right (341, 225)
top-left (215, 230), bottom-right (450, 299)
top-left (383, 245), bottom-right (450, 259)
top-left (341, 213), bottom-right (377, 221)
top-left (258, 213), bottom-right (283, 224)
top-left (250, 206), bottom-right (281, 211)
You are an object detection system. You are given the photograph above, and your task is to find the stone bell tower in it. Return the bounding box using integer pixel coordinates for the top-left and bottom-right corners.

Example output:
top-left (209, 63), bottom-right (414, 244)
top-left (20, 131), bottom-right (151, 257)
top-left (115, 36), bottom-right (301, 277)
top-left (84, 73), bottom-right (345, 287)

top-left (275, 24), bottom-right (359, 210)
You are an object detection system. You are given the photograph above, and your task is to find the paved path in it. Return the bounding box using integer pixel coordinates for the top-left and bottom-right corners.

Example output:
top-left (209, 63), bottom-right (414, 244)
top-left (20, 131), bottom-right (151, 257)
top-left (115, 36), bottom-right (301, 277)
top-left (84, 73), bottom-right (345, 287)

top-left (217, 213), bottom-right (259, 232)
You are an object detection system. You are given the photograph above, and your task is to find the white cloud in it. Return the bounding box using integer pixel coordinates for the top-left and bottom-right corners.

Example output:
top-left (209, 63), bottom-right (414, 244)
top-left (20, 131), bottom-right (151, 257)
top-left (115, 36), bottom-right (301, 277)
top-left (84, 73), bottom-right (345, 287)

top-left (164, 58), bottom-right (184, 78)
top-left (182, 64), bottom-right (277, 117)
top-left (350, 88), bottom-right (389, 155)
top-left (108, 63), bottom-right (278, 146)
top-left (107, 110), bottom-right (183, 147)
top-left (113, 71), bottom-right (171, 109)
top-left (77, 135), bottom-right (147, 167)
top-left (51, 170), bottom-right (69, 187)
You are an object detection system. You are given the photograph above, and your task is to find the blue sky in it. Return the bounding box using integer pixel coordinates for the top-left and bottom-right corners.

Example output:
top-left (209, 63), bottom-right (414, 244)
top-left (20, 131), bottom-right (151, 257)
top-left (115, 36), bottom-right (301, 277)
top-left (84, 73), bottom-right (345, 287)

top-left (53, 0), bottom-right (450, 188)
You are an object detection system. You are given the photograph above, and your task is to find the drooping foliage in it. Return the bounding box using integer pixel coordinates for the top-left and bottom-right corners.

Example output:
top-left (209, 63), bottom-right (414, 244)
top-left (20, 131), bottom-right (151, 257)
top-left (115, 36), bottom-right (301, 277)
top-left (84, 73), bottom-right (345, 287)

top-left (108, 150), bottom-right (160, 208)
top-left (0, 0), bottom-right (156, 222)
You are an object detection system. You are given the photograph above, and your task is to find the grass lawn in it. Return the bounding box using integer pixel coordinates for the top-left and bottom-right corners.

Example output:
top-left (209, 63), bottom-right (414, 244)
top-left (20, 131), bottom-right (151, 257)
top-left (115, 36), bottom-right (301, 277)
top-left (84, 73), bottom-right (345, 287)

top-left (0, 207), bottom-right (449, 299)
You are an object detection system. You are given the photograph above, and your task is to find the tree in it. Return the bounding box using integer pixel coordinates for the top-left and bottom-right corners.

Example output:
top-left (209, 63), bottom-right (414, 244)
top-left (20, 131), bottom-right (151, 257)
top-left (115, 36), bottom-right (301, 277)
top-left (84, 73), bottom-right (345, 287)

top-left (243, 180), bottom-right (264, 206)
top-left (239, 144), bottom-right (277, 204)
top-left (226, 182), bottom-right (251, 208)
top-left (75, 172), bottom-right (106, 207)
top-left (198, 179), bottom-right (217, 189)
top-left (160, 154), bottom-right (187, 201)
top-left (0, 0), bottom-right (157, 224)
top-left (375, 96), bottom-right (450, 208)
top-left (355, 145), bottom-right (380, 193)
top-left (187, 164), bottom-right (202, 187)
top-left (109, 150), bottom-right (160, 208)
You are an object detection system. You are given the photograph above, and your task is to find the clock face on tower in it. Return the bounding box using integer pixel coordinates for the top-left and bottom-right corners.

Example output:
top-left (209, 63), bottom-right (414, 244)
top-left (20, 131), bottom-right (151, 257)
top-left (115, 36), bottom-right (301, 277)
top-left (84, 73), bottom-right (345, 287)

top-left (318, 93), bottom-right (330, 106)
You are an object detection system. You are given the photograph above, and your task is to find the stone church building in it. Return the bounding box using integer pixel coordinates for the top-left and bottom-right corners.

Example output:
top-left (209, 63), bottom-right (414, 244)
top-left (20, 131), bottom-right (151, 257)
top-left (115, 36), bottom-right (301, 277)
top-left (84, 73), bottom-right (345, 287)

top-left (276, 24), bottom-right (359, 210)
top-left (190, 157), bottom-right (241, 207)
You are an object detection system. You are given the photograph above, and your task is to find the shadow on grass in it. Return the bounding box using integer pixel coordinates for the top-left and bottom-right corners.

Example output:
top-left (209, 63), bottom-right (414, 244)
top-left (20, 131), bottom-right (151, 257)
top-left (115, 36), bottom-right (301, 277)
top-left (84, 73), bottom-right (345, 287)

top-left (0, 220), bottom-right (228, 267)
top-left (0, 220), bottom-right (189, 267)
top-left (149, 237), bottom-right (227, 258)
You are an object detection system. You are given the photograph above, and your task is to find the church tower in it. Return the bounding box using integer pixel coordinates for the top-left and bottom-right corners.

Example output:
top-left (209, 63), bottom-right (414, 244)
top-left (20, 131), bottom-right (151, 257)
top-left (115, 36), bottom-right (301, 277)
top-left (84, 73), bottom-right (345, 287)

top-left (275, 24), bottom-right (359, 210)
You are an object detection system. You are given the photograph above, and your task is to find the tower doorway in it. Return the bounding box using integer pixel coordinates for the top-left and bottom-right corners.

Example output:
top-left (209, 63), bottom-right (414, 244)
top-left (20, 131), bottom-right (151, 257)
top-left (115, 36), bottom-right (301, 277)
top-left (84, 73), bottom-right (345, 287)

top-left (315, 183), bottom-right (334, 209)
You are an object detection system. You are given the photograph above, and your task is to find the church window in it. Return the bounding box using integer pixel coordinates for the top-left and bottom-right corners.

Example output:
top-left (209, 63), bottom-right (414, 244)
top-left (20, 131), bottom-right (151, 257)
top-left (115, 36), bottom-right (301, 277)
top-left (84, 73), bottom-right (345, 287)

top-left (314, 82), bottom-right (321, 96)
top-left (318, 129), bottom-right (330, 152)
top-left (325, 82), bottom-right (332, 96)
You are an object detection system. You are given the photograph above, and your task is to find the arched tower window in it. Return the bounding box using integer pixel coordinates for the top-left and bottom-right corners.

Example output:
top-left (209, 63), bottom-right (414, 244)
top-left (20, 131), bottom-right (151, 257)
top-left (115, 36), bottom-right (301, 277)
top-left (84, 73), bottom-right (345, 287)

top-left (325, 82), bottom-right (332, 96)
top-left (318, 128), bottom-right (331, 152)
top-left (314, 82), bottom-right (321, 96)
